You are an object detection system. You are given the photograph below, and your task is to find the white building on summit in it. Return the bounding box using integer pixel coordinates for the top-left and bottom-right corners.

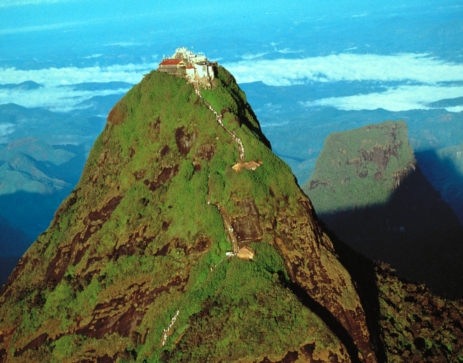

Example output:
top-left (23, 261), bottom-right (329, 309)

top-left (158, 47), bottom-right (215, 85)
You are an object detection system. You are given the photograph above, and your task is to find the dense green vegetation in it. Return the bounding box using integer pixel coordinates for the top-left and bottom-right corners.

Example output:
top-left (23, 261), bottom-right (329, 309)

top-left (376, 263), bottom-right (463, 363)
top-left (0, 67), bottom-right (349, 362)
top-left (1, 66), bottom-right (461, 363)
top-left (304, 121), bottom-right (415, 213)
top-left (140, 243), bottom-right (342, 362)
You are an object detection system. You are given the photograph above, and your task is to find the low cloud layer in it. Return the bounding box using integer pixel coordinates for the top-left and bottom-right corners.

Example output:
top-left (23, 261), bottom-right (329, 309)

top-left (0, 87), bottom-right (129, 112)
top-left (2, 53), bottom-right (463, 113)
top-left (0, 123), bottom-right (15, 137)
top-left (302, 85), bottom-right (463, 112)
top-left (224, 53), bottom-right (463, 86)
top-left (0, 63), bottom-right (155, 110)
top-left (0, 63), bottom-right (157, 87)
top-left (225, 53), bottom-right (463, 112)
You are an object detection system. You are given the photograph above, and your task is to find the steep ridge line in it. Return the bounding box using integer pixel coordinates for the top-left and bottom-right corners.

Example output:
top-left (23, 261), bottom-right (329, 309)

top-left (194, 83), bottom-right (245, 162)
top-left (155, 81), bottom-right (243, 348)
top-left (195, 82), bottom-right (242, 257)
top-left (193, 76), bottom-right (377, 363)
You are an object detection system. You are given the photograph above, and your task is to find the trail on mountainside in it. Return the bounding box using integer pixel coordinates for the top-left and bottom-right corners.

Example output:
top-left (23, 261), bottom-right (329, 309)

top-left (194, 84), bottom-right (245, 162)
top-left (196, 83), bottom-right (241, 256)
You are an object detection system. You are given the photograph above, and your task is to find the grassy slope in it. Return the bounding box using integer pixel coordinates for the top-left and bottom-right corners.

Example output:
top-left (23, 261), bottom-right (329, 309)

top-left (0, 67), bottom-right (461, 363)
top-left (303, 121), bottom-right (414, 213)
top-left (0, 68), bottom-right (350, 362)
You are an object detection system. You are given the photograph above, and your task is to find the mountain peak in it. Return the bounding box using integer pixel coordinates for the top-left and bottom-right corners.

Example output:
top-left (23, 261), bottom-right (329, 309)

top-left (0, 65), bottom-right (379, 362)
top-left (3, 64), bottom-right (463, 362)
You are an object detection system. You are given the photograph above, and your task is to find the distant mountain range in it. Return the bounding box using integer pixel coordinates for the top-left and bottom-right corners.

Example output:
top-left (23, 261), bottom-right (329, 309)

top-left (0, 103), bottom-right (105, 146)
top-left (0, 81), bottom-right (43, 91)
top-left (71, 94), bottom-right (126, 117)
top-left (427, 97), bottom-right (463, 108)
top-left (0, 138), bottom-right (87, 243)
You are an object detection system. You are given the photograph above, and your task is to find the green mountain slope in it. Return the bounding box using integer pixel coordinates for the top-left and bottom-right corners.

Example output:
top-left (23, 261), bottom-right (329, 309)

top-left (303, 121), bottom-right (463, 298)
top-left (0, 67), bottom-right (462, 363)
top-left (0, 67), bottom-right (376, 363)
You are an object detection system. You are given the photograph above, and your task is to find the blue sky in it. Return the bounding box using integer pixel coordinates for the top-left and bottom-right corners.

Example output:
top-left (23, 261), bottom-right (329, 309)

top-left (1, 0), bottom-right (463, 113)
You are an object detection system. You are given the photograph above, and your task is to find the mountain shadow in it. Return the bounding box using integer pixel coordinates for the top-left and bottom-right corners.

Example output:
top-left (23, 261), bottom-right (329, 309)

top-left (316, 167), bottom-right (463, 299)
top-left (303, 121), bottom-right (463, 299)
top-left (416, 146), bottom-right (463, 226)
top-left (322, 219), bottom-right (463, 363)
top-left (0, 256), bottom-right (20, 288)
top-left (0, 214), bottom-right (30, 287)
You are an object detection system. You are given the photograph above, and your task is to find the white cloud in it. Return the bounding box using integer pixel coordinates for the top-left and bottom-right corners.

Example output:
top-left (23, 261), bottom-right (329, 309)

top-left (0, 123), bottom-right (15, 137)
top-left (240, 47), bottom-right (303, 61)
top-left (276, 48), bottom-right (304, 55)
top-left (224, 53), bottom-right (463, 86)
top-left (445, 105), bottom-right (463, 113)
top-left (83, 54), bottom-right (103, 59)
top-left (0, 20), bottom-right (97, 35)
top-left (0, 62), bottom-right (157, 110)
top-left (0, 63), bottom-right (158, 87)
top-left (241, 52), bottom-right (269, 60)
top-left (303, 85), bottom-right (463, 112)
top-left (0, 88), bottom-right (129, 112)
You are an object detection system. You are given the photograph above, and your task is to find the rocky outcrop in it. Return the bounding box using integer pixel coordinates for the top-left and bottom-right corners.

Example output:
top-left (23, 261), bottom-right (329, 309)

top-left (303, 121), bottom-right (463, 298)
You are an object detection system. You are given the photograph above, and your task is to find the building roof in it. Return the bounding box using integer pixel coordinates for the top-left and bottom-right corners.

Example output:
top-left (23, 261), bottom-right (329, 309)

top-left (232, 161), bottom-right (262, 172)
top-left (159, 59), bottom-right (183, 66)
top-left (237, 246), bottom-right (255, 260)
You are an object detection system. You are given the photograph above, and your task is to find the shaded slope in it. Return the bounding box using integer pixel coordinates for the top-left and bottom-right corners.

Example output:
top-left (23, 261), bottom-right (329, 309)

top-left (416, 143), bottom-right (463, 226)
top-left (0, 214), bottom-right (30, 287)
top-left (327, 228), bottom-right (463, 363)
top-left (0, 68), bottom-right (376, 362)
top-left (303, 121), bottom-right (463, 298)
top-left (0, 139), bottom-right (87, 241)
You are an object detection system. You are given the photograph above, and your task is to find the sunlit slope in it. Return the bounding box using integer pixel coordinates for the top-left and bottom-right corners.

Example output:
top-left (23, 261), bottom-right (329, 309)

top-left (0, 67), bottom-right (376, 362)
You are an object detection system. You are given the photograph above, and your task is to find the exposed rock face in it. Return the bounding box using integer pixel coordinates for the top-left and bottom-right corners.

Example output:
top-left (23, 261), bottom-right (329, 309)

top-left (0, 69), bottom-right (461, 363)
top-left (303, 121), bottom-right (463, 298)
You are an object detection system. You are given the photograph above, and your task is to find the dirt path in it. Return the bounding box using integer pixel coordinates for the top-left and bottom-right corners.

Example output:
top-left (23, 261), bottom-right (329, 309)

top-left (194, 84), bottom-right (245, 162)
top-left (196, 83), bottom-right (242, 256)
top-left (216, 204), bottom-right (239, 254)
